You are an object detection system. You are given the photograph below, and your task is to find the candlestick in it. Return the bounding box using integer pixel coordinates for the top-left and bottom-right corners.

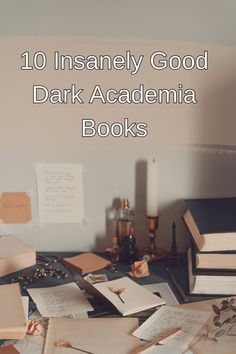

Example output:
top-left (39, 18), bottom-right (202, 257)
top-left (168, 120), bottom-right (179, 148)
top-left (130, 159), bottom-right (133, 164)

top-left (147, 158), bottom-right (158, 217)
top-left (143, 215), bottom-right (168, 262)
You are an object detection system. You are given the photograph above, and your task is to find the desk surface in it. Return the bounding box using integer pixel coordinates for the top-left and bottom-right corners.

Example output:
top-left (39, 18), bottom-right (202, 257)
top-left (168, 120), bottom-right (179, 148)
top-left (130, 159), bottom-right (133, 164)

top-left (0, 252), bottom-right (217, 305)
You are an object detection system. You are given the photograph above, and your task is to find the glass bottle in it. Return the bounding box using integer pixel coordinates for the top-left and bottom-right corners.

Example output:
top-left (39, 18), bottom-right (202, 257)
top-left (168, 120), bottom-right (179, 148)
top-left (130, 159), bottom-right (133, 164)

top-left (116, 199), bottom-right (139, 263)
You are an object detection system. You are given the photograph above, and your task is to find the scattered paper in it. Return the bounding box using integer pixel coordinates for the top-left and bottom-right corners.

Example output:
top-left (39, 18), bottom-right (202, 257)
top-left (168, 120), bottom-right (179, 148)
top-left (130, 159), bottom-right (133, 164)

top-left (27, 283), bottom-right (93, 317)
top-left (36, 163), bottom-right (84, 223)
top-left (133, 305), bottom-right (211, 350)
top-left (143, 283), bottom-right (179, 306)
top-left (0, 192), bottom-right (31, 224)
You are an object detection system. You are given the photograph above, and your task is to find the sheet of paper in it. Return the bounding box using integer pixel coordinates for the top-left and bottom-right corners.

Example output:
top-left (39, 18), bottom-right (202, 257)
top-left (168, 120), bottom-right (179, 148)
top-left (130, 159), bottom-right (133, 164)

top-left (44, 317), bottom-right (141, 354)
top-left (27, 283), bottom-right (93, 317)
top-left (180, 296), bottom-right (236, 354)
top-left (133, 305), bottom-right (211, 350)
top-left (0, 192), bottom-right (31, 224)
top-left (36, 163), bottom-right (84, 223)
top-left (143, 283), bottom-right (179, 306)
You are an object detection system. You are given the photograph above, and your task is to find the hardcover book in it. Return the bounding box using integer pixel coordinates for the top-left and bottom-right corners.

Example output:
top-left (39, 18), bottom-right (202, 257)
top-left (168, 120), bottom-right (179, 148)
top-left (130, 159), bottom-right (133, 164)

top-left (183, 197), bottom-right (236, 252)
top-left (187, 248), bottom-right (236, 295)
top-left (0, 284), bottom-right (28, 340)
top-left (63, 252), bottom-right (111, 274)
top-left (0, 235), bottom-right (36, 277)
top-left (191, 241), bottom-right (236, 270)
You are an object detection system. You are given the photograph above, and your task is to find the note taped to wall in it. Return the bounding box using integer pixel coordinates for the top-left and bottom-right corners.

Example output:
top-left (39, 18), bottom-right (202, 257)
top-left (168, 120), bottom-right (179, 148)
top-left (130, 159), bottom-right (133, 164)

top-left (0, 192), bottom-right (31, 224)
top-left (36, 163), bottom-right (84, 223)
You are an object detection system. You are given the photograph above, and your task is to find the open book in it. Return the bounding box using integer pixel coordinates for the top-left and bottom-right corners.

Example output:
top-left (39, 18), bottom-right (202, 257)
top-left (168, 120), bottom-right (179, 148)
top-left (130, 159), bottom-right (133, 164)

top-left (77, 275), bottom-right (165, 316)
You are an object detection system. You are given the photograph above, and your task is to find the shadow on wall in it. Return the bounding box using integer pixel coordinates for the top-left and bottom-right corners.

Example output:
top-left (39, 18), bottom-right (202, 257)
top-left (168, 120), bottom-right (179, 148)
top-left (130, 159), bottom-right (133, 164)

top-left (199, 77), bottom-right (236, 148)
top-left (195, 75), bottom-right (236, 198)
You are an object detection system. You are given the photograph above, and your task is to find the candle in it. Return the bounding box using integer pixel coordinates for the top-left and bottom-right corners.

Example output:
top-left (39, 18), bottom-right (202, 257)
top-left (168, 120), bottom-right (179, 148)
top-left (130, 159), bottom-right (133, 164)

top-left (147, 158), bottom-right (158, 216)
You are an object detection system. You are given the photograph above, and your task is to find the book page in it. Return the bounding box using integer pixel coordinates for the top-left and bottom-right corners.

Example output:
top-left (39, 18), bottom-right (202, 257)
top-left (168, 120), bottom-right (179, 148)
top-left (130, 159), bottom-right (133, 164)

top-left (27, 283), bottom-right (93, 317)
top-left (180, 296), bottom-right (236, 354)
top-left (36, 163), bottom-right (84, 223)
top-left (93, 277), bottom-right (166, 316)
top-left (133, 305), bottom-right (211, 350)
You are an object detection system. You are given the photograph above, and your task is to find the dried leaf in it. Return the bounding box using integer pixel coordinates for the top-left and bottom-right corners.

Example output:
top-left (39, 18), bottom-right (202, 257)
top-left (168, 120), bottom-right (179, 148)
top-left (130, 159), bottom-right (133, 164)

top-left (214, 329), bottom-right (225, 338)
top-left (213, 315), bottom-right (220, 326)
top-left (212, 304), bottom-right (221, 315)
top-left (230, 315), bottom-right (236, 323)
top-left (54, 339), bottom-right (72, 348)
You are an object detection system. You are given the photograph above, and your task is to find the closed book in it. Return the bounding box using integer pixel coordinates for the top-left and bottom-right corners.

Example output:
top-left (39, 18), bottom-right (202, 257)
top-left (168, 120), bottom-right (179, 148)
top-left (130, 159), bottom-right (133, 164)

top-left (183, 197), bottom-right (236, 252)
top-left (63, 252), bottom-right (111, 274)
top-left (0, 235), bottom-right (36, 277)
top-left (187, 247), bottom-right (236, 295)
top-left (191, 240), bottom-right (236, 270)
top-left (0, 284), bottom-right (28, 340)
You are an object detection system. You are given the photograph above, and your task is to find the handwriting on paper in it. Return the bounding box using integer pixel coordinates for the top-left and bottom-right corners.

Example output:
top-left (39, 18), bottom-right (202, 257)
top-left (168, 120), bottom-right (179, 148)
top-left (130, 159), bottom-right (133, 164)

top-left (36, 163), bottom-right (84, 223)
top-left (27, 283), bottom-right (93, 317)
top-left (0, 192), bottom-right (31, 224)
top-left (133, 305), bottom-right (211, 350)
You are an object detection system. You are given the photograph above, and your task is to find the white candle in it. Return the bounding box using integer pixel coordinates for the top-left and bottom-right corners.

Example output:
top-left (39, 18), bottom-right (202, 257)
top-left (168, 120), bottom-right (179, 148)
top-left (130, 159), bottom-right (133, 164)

top-left (147, 158), bottom-right (158, 216)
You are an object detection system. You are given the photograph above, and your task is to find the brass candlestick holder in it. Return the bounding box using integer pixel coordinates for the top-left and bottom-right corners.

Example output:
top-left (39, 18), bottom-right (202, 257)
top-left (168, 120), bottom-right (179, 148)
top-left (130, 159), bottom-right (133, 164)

top-left (144, 215), bottom-right (168, 261)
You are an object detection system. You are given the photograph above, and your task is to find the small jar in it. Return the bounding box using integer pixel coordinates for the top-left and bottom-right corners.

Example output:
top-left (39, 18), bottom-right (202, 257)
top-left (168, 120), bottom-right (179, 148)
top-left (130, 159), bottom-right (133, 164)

top-left (120, 235), bottom-right (139, 264)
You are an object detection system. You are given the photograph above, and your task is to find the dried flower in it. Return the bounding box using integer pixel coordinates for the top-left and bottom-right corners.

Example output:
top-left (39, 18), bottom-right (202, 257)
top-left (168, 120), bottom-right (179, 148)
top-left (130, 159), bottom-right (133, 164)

top-left (108, 286), bottom-right (126, 303)
top-left (54, 339), bottom-right (72, 348)
top-left (54, 339), bottom-right (94, 353)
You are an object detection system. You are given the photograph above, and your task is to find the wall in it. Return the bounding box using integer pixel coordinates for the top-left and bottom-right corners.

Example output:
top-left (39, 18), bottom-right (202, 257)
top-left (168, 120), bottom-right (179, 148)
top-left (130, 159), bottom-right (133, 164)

top-left (0, 1), bottom-right (236, 252)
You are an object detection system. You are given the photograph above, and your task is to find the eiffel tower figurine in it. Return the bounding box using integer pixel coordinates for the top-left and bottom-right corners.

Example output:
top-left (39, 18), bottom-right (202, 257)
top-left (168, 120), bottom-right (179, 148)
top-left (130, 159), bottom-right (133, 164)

top-left (168, 222), bottom-right (181, 264)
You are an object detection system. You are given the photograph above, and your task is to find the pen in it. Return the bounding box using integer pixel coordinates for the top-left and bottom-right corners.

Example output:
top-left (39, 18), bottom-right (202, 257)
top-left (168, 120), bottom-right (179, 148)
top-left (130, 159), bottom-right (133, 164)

top-left (133, 327), bottom-right (182, 354)
top-left (165, 267), bottom-right (190, 303)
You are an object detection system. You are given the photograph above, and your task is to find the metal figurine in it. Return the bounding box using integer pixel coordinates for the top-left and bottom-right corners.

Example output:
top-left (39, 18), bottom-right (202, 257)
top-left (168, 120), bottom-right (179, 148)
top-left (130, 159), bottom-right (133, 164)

top-left (168, 222), bottom-right (181, 264)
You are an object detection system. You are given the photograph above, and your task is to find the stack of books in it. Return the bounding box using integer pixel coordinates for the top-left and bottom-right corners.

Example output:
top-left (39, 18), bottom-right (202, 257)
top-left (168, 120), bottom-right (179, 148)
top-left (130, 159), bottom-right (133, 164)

top-left (183, 197), bottom-right (236, 295)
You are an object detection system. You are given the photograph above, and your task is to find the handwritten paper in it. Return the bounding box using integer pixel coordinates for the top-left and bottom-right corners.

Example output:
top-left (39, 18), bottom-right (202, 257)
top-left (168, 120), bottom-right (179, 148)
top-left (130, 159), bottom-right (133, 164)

top-left (36, 163), bottom-right (84, 223)
top-left (0, 192), bottom-right (31, 224)
top-left (133, 305), bottom-right (211, 350)
top-left (27, 283), bottom-right (93, 317)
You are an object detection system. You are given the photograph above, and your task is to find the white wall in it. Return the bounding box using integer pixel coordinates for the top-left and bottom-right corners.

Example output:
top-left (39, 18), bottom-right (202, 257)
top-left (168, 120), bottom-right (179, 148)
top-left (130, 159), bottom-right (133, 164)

top-left (0, 1), bottom-right (236, 252)
top-left (0, 144), bottom-right (236, 252)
